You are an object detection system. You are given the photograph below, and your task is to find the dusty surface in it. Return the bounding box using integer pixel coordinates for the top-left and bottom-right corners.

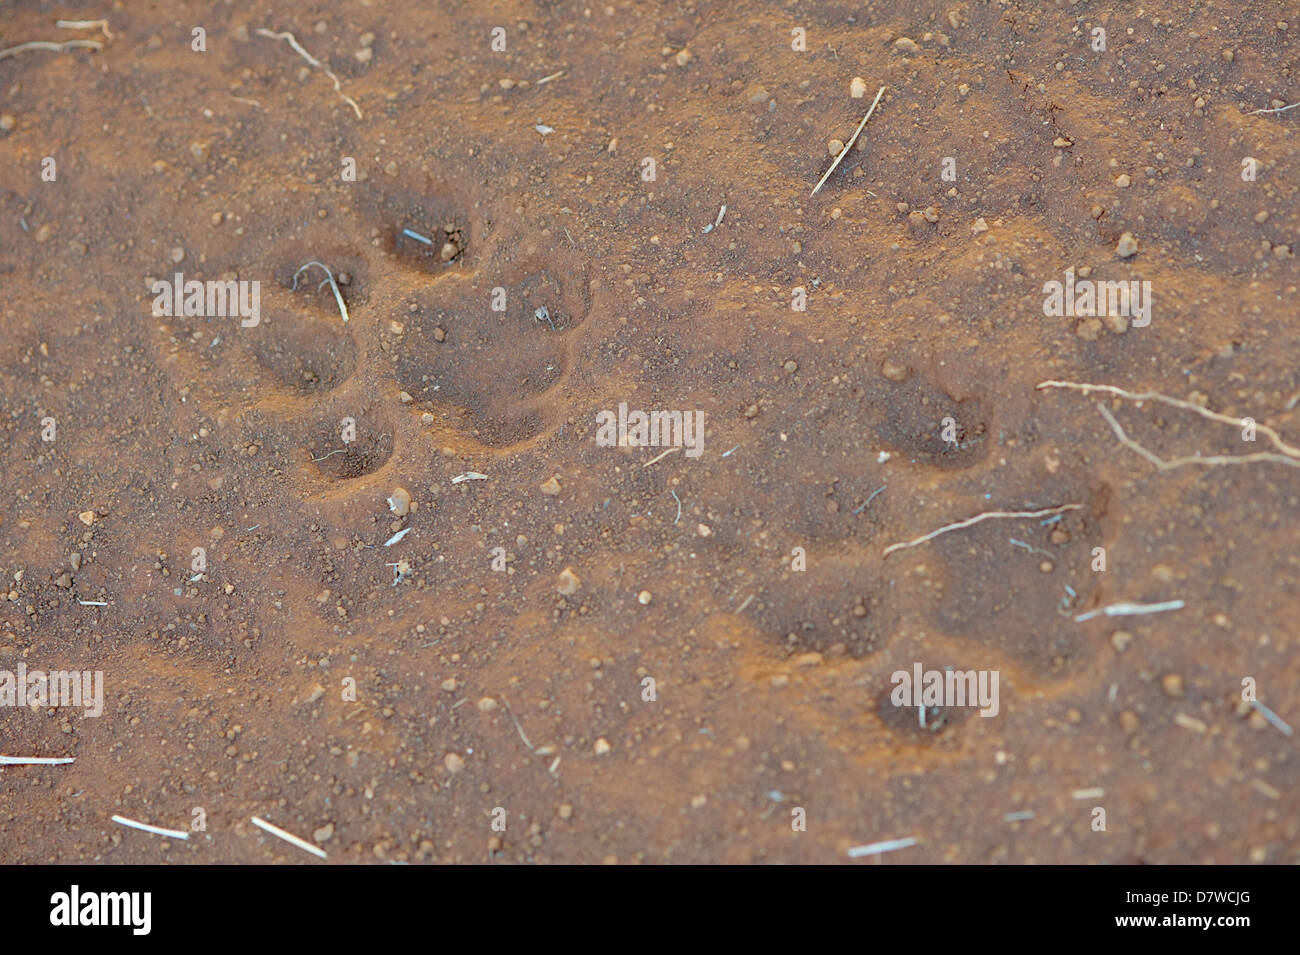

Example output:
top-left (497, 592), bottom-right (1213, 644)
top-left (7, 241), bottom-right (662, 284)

top-left (1, 1), bottom-right (1297, 864)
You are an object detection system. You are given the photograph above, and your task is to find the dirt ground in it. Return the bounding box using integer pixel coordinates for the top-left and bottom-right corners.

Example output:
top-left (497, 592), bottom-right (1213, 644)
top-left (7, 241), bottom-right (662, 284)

top-left (1, 0), bottom-right (1297, 864)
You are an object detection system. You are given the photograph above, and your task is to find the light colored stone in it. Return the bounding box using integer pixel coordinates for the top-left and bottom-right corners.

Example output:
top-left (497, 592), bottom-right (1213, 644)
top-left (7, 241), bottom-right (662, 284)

top-left (387, 487), bottom-right (411, 516)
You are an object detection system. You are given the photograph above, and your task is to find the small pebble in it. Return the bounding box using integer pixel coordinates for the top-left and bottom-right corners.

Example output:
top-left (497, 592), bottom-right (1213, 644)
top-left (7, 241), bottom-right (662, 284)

top-left (827, 138), bottom-right (845, 158)
top-left (593, 738), bottom-right (612, 755)
top-left (0, 114), bottom-right (15, 133)
top-left (539, 475), bottom-right (561, 495)
top-left (637, 590), bottom-right (652, 605)
top-left (1162, 674), bottom-right (1185, 698)
top-left (1115, 232), bottom-right (1139, 258)
top-left (850, 76), bottom-right (867, 99)
top-left (1115, 174), bottom-right (1131, 188)
top-left (1111, 630), bottom-right (1132, 652)
top-left (313, 823), bottom-right (335, 843)
top-left (387, 487), bottom-right (411, 516)
top-left (881, 359), bottom-right (909, 381)
top-left (433, 326), bottom-right (447, 342)
top-left (1075, 318), bottom-right (1103, 341)
top-left (444, 752), bottom-right (466, 773)
top-left (894, 36), bottom-right (919, 54)
top-left (557, 567), bottom-right (581, 595)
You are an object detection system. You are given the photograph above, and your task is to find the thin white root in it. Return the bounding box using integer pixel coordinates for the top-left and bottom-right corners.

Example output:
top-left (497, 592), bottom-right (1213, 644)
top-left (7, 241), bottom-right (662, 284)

top-left (1037, 380), bottom-right (1300, 461)
top-left (0, 39), bottom-right (102, 61)
top-left (255, 28), bottom-right (362, 119)
top-left (883, 504), bottom-right (1083, 557)
top-left (1095, 404), bottom-right (1300, 471)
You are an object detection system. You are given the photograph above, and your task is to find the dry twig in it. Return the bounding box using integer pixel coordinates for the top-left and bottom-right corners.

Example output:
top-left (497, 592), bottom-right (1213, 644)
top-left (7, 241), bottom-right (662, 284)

top-left (811, 86), bottom-right (886, 196)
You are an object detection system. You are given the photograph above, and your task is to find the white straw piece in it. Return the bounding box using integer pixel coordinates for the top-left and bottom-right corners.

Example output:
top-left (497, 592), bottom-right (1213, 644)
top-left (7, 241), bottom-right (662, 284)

top-left (383, 527), bottom-right (412, 547)
top-left (250, 816), bottom-right (327, 859)
top-left (1250, 700), bottom-right (1293, 737)
top-left (0, 755), bottom-right (76, 765)
top-left (811, 85), bottom-right (886, 197)
top-left (847, 836), bottom-right (917, 858)
top-left (1074, 600), bottom-right (1184, 623)
top-left (112, 815), bottom-right (190, 840)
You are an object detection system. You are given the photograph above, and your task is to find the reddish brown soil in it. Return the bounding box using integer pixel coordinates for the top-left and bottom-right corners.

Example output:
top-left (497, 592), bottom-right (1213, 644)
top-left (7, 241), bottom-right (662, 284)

top-left (1, 1), bottom-right (1297, 863)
